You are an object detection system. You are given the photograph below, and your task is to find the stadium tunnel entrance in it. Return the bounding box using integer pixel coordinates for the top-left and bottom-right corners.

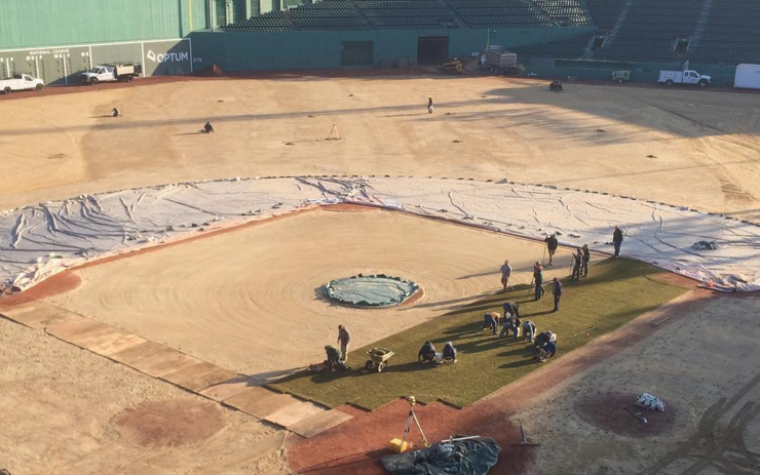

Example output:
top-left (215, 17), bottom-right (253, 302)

top-left (417, 36), bottom-right (449, 65)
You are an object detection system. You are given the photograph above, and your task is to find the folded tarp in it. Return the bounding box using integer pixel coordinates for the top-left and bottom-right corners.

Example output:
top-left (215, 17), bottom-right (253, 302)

top-left (381, 436), bottom-right (501, 475)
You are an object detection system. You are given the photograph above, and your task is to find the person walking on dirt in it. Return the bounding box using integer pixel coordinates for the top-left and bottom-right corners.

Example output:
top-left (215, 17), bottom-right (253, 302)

top-left (571, 249), bottom-right (582, 281)
top-left (613, 225), bottom-right (624, 257)
top-left (500, 259), bottom-right (512, 291)
top-left (428, 97), bottom-right (434, 114)
top-left (544, 234), bottom-right (559, 266)
top-left (337, 325), bottom-right (351, 362)
top-left (552, 278), bottom-right (563, 312)
top-left (533, 262), bottom-right (545, 301)
top-left (482, 312), bottom-right (499, 335)
top-left (581, 244), bottom-right (591, 277)
top-left (502, 301), bottom-right (520, 319)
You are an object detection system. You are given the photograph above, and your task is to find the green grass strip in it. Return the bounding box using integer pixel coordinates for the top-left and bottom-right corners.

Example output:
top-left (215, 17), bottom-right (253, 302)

top-left (269, 259), bottom-right (689, 409)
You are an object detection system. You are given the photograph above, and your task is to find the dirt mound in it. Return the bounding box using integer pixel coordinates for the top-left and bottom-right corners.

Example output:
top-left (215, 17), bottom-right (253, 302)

top-left (112, 398), bottom-right (224, 447)
top-left (574, 392), bottom-right (677, 438)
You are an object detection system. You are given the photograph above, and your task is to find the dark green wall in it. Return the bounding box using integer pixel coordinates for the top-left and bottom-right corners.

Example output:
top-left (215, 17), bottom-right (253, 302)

top-left (527, 57), bottom-right (737, 86)
top-left (190, 26), bottom-right (594, 72)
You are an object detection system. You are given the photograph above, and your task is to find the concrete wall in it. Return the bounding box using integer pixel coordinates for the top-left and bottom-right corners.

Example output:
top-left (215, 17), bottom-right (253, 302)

top-left (0, 39), bottom-right (193, 86)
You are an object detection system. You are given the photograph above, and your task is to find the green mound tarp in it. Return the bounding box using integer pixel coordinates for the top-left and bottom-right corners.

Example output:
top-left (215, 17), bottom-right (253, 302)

top-left (323, 274), bottom-right (419, 307)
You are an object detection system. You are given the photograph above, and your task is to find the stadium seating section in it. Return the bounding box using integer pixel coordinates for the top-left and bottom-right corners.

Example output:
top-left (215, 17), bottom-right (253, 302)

top-left (222, 0), bottom-right (760, 64)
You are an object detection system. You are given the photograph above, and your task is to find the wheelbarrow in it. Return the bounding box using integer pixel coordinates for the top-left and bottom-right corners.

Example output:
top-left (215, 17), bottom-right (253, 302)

top-left (365, 348), bottom-right (395, 373)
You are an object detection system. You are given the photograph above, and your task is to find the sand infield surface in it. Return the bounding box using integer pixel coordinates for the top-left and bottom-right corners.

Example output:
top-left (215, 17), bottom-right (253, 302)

top-left (47, 206), bottom-right (592, 378)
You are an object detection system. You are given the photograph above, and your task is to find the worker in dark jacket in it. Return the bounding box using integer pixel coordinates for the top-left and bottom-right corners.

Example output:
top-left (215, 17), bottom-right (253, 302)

top-left (544, 234), bottom-right (559, 266)
top-left (613, 225), bottom-right (624, 257)
top-left (581, 244), bottom-right (591, 277)
top-left (502, 301), bottom-right (520, 319)
top-left (418, 341), bottom-right (436, 362)
top-left (202, 121), bottom-right (214, 133)
top-left (552, 278), bottom-right (563, 312)
top-left (533, 262), bottom-right (545, 301)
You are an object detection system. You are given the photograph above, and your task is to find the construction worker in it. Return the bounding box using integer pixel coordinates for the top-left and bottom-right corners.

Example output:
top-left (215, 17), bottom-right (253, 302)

top-left (500, 259), bottom-right (512, 291)
top-left (613, 225), bottom-right (624, 257)
top-left (442, 341), bottom-right (457, 362)
top-left (337, 325), bottom-right (351, 362)
top-left (202, 121), bottom-right (214, 133)
top-left (571, 249), bottom-right (582, 281)
top-left (427, 96), bottom-right (434, 114)
top-left (502, 301), bottom-right (520, 319)
top-left (533, 262), bottom-right (545, 301)
top-left (536, 338), bottom-right (557, 362)
top-left (324, 345), bottom-right (346, 371)
top-left (522, 320), bottom-right (537, 342)
top-left (499, 312), bottom-right (521, 339)
top-left (418, 341), bottom-right (436, 362)
top-left (552, 277), bottom-right (563, 312)
top-left (112, 107), bottom-right (120, 117)
top-left (544, 234), bottom-right (559, 266)
top-left (482, 312), bottom-right (499, 335)
top-left (581, 244), bottom-right (591, 277)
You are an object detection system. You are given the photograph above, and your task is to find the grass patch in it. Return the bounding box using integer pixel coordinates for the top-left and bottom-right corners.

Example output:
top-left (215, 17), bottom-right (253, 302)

top-left (269, 259), bottom-right (689, 409)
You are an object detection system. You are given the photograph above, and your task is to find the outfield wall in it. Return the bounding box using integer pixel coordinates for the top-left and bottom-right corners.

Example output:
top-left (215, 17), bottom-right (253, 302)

top-left (189, 26), bottom-right (595, 72)
top-left (525, 57), bottom-right (738, 86)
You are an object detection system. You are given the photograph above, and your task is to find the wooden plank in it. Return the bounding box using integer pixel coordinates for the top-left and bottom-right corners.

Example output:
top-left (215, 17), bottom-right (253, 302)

top-left (65, 325), bottom-right (126, 348)
top-left (200, 377), bottom-right (259, 402)
top-left (88, 333), bottom-right (147, 357)
top-left (289, 409), bottom-right (354, 439)
top-left (239, 393), bottom-right (300, 420)
top-left (109, 340), bottom-right (167, 365)
top-left (264, 401), bottom-right (326, 428)
top-left (2, 302), bottom-right (76, 330)
top-left (129, 347), bottom-right (200, 378)
top-left (160, 361), bottom-right (239, 392)
top-left (45, 316), bottom-right (103, 341)
top-left (223, 386), bottom-right (281, 415)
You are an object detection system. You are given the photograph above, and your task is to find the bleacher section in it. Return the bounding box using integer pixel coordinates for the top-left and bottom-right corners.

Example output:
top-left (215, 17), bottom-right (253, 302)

top-left (222, 0), bottom-right (592, 31)
top-left (690, 0), bottom-right (760, 63)
top-left (223, 10), bottom-right (292, 31)
top-left (288, 0), bottom-right (367, 30)
top-left (512, 32), bottom-right (593, 58)
top-left (355, 0), bottom-right (455, 30)
top-left (583, 0), bottom-right (627, 32)
top-left (530, 0), bottom-right (589, 26)
top-left (598, 0), bottom-right (702, 61)
top-left (448, 0), bottom-right (553, 28)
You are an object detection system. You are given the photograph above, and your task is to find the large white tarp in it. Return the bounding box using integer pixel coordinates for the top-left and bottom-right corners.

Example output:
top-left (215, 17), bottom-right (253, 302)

top-left (2, 176), bottom-right (759, 293)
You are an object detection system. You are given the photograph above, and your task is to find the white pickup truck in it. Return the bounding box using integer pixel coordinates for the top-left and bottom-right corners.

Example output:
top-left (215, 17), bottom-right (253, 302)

top-left (0, 74), bottom-right (45, 94)
top-left (79, 64), bottom-right (138, 85)
top-left (658, 70), bottom-right (711, 88)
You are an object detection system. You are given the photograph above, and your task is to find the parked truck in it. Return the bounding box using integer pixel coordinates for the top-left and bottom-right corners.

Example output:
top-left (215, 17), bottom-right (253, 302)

top-left (657, 70), bottom-right (711, 88)
top-left (80, 64), bottom-right (138, 85)
top-left (734, 64), bottom-right (760, 90)
top-left (0, 74), bottom-right (45, 94)
top-left (484, 46), bottom-right (519, 75)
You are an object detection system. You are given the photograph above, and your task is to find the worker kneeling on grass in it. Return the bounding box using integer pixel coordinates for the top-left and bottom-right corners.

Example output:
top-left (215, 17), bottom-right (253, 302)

top-left (482, 312), bottom-right (499, 335)
top-left (499, 313), bottom-right (522, 339)
top-left (533, 331), bottom-right (556, 354)
top-left (442, 341), bottom-right (457, 363)
top-left (418, 341), bottom-right (436, 363)
top-left (535, 339), bottom-right (557, 363)
top-left (324, 345), bottom-right (347, 371)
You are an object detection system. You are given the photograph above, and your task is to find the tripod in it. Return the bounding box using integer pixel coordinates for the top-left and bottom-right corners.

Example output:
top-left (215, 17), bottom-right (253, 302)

top-left (401, 396), bottom-right (429, 449)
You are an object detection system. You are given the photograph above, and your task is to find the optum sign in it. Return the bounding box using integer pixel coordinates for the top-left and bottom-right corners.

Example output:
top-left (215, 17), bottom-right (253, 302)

top-left (147, 50), bottom-right (190, 63)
